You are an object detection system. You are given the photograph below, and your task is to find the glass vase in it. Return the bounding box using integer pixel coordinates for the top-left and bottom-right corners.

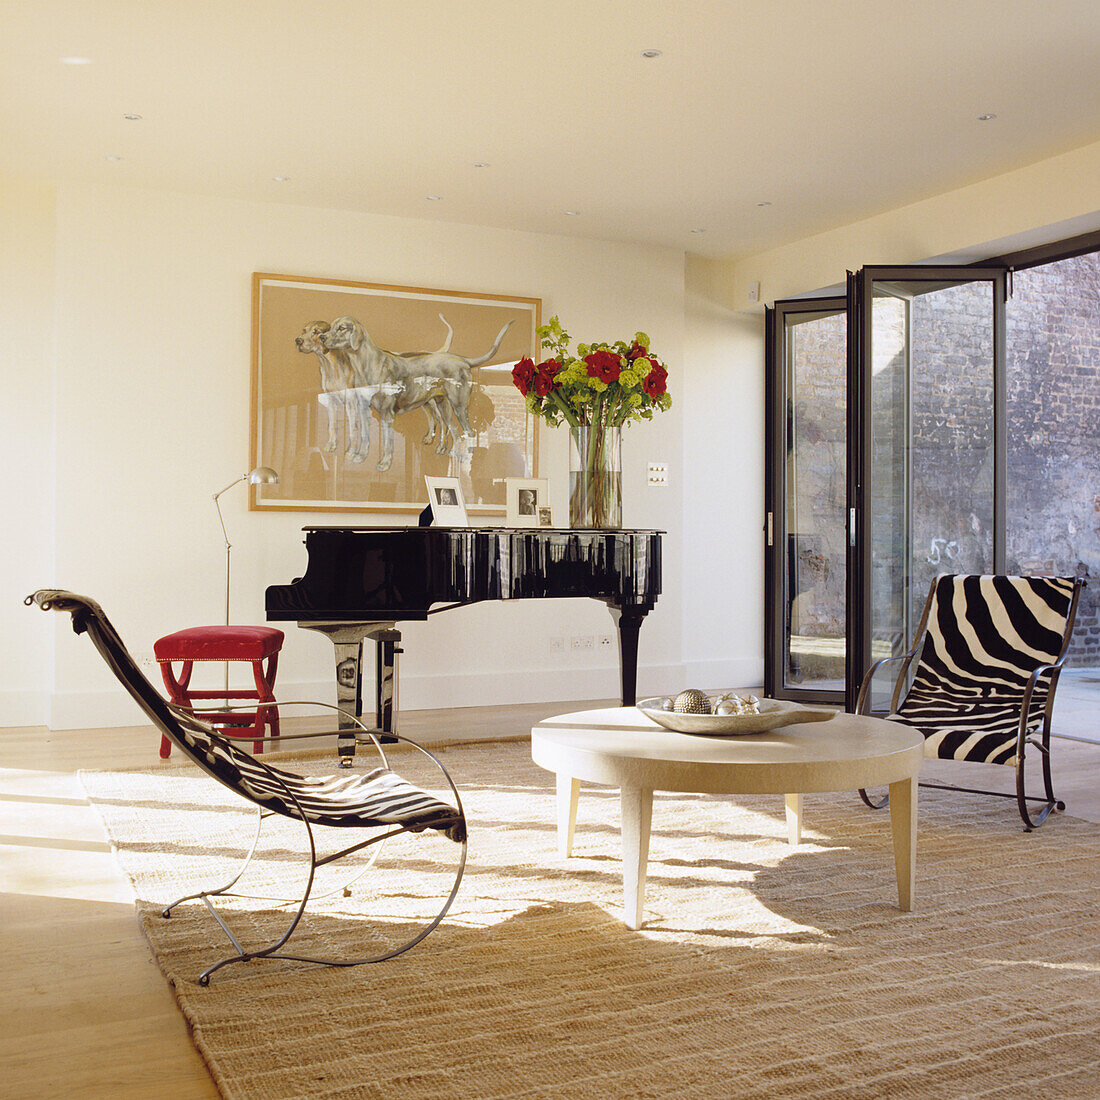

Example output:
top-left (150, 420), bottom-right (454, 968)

top-left (569, 423), bottom-right (622, 528)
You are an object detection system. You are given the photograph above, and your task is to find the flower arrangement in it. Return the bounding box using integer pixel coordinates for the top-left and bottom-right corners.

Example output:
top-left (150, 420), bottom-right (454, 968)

top-left (510, 316), bottom-right (671, 527)
top-left (510, 316), bottom-right (671, 429)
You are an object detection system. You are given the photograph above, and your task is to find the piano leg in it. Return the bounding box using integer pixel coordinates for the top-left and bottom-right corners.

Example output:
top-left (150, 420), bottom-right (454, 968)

top-left (374, 629), bottom-right (402, 746)
top-left (332, 636), bottom-right (364, 766)
top-left (607, 605), bottom-right (647, 707)
top-left (302, 621), bottom-right (399, 766)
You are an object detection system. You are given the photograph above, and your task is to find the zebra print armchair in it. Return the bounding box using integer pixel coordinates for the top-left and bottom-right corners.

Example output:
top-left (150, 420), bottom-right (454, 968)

top-left (856, 574), bottom-right (1085, 830)
top-left (27, 589), bottom-right (467, 984)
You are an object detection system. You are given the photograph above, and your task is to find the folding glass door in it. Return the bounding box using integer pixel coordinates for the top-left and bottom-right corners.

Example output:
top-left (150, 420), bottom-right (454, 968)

top-left (765, 298), bottom-right (848, 704)
top-left (765, 267), bottom-right (1008, 710)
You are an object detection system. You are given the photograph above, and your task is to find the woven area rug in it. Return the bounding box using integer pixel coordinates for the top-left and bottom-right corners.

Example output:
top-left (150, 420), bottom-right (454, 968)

top-left (80, 739), bottom-right (1100, 1100)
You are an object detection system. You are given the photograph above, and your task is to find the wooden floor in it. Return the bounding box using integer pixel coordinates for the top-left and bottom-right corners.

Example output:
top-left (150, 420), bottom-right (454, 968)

top-left (1, 687), bottom-right (1097, 1098)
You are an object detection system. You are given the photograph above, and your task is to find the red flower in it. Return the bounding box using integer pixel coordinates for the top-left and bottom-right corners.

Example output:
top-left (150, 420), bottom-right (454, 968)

top-left (642, 364), bottom-right (668, 398)
top-left (628, 341), bottom-right (648, 361)
top-left (538, 358), bottom-right (564, 377)
top-left (584, 349), bottom-right (622, 384)
top-left (511, 357), bottom-right (536, 393)
top-left (533, 370), bottom-right (559, 397)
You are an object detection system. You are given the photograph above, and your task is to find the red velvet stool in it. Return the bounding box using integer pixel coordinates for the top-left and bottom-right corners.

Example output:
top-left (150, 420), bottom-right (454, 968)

top-left (153, 626), bottom-right (284, 759)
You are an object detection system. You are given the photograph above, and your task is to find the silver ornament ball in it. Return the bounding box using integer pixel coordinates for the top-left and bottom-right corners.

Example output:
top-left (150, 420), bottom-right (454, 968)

top-left (672, 688), bottom-right (712, 714)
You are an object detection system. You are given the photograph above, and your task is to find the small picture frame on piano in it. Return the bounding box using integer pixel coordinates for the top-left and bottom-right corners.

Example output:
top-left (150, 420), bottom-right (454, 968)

top-left (506, 477), bottom-right (551, 528)
top-left (424, 476), bottom-right (469, 527)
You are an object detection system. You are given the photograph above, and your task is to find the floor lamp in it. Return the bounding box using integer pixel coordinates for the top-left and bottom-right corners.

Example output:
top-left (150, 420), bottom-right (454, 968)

top-left (213, 466), bottom-right (279, 690)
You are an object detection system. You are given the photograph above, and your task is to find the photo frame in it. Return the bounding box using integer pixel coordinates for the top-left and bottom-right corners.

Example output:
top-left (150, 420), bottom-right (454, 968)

top-left (506, 477), bottom-right (551, 528)
top-left (424, 476), bottom-right (469, 527)
top-left (250, 273), bottom-right (540, 513)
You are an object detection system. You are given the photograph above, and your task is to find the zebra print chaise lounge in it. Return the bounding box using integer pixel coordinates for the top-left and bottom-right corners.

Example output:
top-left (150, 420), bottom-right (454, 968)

top-left (28, 589), bottom-right (467, 983)
top-left (856, 574), bottom-right (1085, 830)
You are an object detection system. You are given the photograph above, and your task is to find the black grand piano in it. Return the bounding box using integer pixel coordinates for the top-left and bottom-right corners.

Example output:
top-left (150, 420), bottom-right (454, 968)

top-left (266, 526), bottom-right (662, 763)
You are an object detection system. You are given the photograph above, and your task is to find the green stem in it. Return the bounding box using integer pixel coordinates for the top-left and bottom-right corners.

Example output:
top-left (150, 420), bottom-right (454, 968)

top-left (547, 389), bottom-right (579, 428)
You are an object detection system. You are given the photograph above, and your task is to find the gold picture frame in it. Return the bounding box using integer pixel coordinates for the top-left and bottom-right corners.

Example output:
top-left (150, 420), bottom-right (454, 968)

top-left (250, 272), bottom-right (541, 513)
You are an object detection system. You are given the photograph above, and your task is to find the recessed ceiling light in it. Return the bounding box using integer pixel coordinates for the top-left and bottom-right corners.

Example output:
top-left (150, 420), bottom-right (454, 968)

top-left (977, 113), bottom-right (997, 121)
top-left (564, 210), bottom-right (580, 216)
top-left (641, 49), bottom-right (662, 59)
top-left (755, 200), bottom-right (772, 207)
top-left (105, 155), bottom-right (123, 162)
top-left (272, 176), bottom-right (290, 182)
top-left (123, 113), bottom-right (143, 121)
top-left (473, 162), bottom-right (490, 168)
top-left (60, 56), bottom-right (93, 65)
top-left (690, 228), bottom-right (706, 234)
top-left (426, 195), bottom-right (443, 201)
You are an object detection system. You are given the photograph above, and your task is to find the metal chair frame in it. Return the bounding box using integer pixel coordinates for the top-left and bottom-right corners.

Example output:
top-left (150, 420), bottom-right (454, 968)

top-left (855, 574), bottom-right (1085, 831)
top-left (27, 590), bottom-right (467, 984)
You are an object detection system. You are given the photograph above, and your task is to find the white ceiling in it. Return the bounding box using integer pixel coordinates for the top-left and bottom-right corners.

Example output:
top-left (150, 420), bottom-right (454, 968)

top-left (3, 0), bottom-right (1099, 260)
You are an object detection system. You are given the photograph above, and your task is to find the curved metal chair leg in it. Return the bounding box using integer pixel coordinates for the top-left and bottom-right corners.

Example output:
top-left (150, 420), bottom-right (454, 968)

top-left (162, 807), bottom-right (269, 917)
top-left (858, 787), bottom-right (889, 809)
top-left (1016, 735), bottom-right (1063, 832)
top-left (198, 824), bottom-right (468, 983)
top-left (194, 727), bottom-right (467, 984)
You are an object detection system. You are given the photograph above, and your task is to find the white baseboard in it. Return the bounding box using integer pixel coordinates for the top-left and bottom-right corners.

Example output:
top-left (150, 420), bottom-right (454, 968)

top-left (34, 662), bottom-right (690, 731)
top-left (0, 691), bottom-right (49, 729)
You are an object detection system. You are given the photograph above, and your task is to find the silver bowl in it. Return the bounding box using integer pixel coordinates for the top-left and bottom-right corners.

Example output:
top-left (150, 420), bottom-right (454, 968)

top-left (636, 695), bottom-right (836, 736)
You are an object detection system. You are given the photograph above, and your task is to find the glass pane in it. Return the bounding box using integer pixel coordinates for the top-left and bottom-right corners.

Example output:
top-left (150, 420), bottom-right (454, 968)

top-left (784, 311), bottom-right (847, 691)
top-left (868, 279), bottom-right (995, 708)
top-left (1007, 250), bottom-right (1099, 670)
top-left (869, 291), bottom-right (909, 675)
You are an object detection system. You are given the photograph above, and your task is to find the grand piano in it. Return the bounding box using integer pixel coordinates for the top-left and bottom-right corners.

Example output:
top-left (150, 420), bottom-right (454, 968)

top-left (266, 526), bottom-right (662, 764)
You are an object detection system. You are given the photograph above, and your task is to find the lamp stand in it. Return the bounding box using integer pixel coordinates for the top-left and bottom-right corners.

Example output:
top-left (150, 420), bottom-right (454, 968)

top-left (212, 467), bottom-right (280, 692)
top-left (213, 476), bottom-right (243, 691)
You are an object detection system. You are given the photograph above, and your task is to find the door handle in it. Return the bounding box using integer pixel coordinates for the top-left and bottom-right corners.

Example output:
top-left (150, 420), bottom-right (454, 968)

top-left (849, 508), bottom-right (857, 547)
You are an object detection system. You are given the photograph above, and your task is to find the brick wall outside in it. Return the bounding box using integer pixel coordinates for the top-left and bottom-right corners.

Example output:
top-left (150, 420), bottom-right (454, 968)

top-left (1006, 253), bottom-right (1100, 664)
top-left (783, 251), bottom-right (1099, 668)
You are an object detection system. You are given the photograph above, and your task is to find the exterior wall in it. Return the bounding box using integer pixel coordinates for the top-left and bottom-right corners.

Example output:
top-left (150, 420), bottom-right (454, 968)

top-left (1006, 252), bottom-right (1100, 663)
top-left (780, 254), bottom-right (1099, 666)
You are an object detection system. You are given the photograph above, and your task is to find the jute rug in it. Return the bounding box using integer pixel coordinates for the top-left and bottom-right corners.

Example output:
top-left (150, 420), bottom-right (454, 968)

top-left (80, 739), bottom-right (1100, 1100)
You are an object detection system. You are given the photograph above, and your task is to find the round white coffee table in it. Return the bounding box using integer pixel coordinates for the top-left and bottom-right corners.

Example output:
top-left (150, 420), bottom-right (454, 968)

top-left (531, 705), bottom-right (923, 929)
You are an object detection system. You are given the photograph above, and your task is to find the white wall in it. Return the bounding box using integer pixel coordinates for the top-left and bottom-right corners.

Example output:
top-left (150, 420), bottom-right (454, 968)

top-left (5, 135), bottom-right (1098, 730)
top-left (0, 178), bottom-right (56, 726)
top-left (681, 257), bottom-right (766, 689)
top-left (5, 181), bottom-right (687, 728)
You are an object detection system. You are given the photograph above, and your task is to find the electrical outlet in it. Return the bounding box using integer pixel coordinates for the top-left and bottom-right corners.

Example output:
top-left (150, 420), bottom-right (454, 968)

top-left (570, 635), bottom-right (594, 651)
top-left (598, 634), bottom-right (614, 650)
top-left (549, 635), bottom-right (564, 653)
top-left (135, 652), bottom-right (157, 673)
top-left (647, 462), bottom-right (669, 486)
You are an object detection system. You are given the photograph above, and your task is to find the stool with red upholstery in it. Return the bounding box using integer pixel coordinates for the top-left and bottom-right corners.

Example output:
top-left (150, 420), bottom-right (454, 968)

top-left (153, 625), bottom-right (284, 759)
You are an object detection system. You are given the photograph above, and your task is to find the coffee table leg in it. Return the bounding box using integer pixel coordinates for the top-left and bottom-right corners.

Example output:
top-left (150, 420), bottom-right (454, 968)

top-left (888, 774), bottom-right (917, 911)
top-left (621, 785), bottom-right (653, 930)
top-left (784, 793), bottom-right (802, 845)
top-left (556, 773), bottom-right (580, 858)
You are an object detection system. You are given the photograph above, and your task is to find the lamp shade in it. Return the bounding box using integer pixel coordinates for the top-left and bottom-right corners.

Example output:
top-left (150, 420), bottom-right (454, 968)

top-left (248, 466), bottom-right (279, 486)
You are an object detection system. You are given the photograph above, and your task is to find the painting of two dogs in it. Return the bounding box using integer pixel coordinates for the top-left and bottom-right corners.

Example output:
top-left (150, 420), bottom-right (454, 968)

top-left (296, 314), bottom-right (513, 471)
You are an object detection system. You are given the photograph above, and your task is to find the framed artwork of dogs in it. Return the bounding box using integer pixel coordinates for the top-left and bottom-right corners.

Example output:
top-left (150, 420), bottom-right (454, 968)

top-left (250, 272), bottom-right (541, 513)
